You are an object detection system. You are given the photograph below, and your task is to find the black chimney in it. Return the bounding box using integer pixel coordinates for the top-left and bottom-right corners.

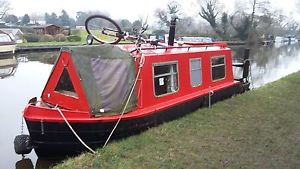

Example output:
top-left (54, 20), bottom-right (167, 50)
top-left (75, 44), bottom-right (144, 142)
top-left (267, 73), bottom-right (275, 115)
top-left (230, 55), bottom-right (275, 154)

top-left (168, 16), bottom-right (177, 46)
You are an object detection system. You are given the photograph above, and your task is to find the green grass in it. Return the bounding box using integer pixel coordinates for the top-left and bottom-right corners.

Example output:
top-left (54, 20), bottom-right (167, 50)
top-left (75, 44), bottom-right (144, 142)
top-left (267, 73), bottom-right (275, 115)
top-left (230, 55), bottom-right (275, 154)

top-left (17, 29), bottom-right (88, 47)
top-left (53, 72), bottom-right (300, 169)
top-left (17, 29), bottom-right (131, 47)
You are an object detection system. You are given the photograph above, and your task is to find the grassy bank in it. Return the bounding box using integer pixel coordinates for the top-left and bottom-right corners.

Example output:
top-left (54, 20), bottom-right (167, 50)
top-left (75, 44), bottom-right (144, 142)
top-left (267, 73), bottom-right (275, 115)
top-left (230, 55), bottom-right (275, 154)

top-left (54, 72), bottom-right (300, 169)
top-left (17, 30), bottom-right (131, 47)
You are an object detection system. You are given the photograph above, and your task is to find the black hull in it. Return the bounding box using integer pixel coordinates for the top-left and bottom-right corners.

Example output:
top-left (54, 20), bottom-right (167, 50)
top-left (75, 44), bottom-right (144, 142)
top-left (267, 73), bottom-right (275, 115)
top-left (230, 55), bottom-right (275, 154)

top-left (26, 83), bottom-right (244, 158)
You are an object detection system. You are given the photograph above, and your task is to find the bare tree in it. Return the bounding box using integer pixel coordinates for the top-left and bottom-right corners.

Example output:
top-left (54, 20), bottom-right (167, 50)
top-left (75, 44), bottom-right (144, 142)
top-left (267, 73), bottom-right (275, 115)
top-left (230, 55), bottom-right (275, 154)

top-left (230, 0), bottom-right (271, 43)
top-left (176, 16), bottom-right (196, 36)
top-left (0, 0), bottom-right (10, 19)
top-left (117, 19), bottom-right (132, 33)
top-left (230, 12), bottom-right (251, 40)
top-left (285, 19), bottom-right (299, 35)
top-left (198, 0), bottom-right (220, 30)
top-left (198, 0), bottom-right (230, 39)
top-left (221, 12), bottom-right (230, 40)
top-left (30, 13), bottom-right (44, 24)
top-left (242, 0), bottom-right (270, 44)
top-left (255, 13), bottom-right (273, 38)
top-left (249, 0), bottom-right (270, 29)
top-left (154, 0), bottom-right (182, 28)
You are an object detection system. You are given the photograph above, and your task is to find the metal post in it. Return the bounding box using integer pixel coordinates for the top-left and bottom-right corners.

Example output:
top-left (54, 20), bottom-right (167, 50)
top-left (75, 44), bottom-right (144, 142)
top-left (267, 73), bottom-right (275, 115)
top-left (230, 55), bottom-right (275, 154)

top-left (208, 87), bottom-right (214, 108)
top-left (242, 48), bottom-right (250, 81)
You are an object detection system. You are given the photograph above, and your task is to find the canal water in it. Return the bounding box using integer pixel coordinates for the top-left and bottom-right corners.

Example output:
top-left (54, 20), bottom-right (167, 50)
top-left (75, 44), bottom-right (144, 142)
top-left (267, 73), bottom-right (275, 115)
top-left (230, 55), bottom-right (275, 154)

top-left (1, 43), bottom-right (300, 169)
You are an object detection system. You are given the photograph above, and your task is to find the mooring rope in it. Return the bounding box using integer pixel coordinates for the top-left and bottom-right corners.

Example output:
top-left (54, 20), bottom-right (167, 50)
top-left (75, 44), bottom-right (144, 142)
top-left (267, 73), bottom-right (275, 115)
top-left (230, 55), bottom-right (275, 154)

top-left (103, 54), bottom-right (145, 148)
top-left (54, 53), bottom-right (144, 153)
top-left (56, 105), bottom-right (96, 154)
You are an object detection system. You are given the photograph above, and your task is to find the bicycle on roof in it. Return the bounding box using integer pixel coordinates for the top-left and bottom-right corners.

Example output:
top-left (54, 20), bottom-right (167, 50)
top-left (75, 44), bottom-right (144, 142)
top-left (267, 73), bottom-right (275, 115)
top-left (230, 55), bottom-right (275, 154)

top-left (85, 14), bottom-right (151, 46)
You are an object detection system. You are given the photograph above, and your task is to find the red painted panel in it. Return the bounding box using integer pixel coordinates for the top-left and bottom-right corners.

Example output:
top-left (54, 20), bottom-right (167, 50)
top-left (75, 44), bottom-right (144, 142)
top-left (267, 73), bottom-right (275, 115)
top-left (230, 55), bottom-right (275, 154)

top-left (135, 47), bottom-right (235, 109)
top-left (41, 51), bottom-right (90, 112)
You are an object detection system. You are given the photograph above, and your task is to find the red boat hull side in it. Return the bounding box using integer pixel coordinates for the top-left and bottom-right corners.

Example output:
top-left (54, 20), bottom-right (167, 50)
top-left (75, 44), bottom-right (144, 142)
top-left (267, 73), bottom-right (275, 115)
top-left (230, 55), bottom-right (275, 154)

top-left (25, 83), bottom-right (242, 157)
top-left (24, 81), bottom-right (240, 123)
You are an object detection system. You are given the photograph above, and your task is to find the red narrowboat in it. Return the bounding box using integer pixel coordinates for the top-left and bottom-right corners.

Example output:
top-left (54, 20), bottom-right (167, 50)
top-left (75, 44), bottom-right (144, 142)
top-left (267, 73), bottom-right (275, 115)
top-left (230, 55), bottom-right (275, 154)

top-left (19, 42), bottom-right (249, 157)
top-left (15, 16), bottom-right (250, 158)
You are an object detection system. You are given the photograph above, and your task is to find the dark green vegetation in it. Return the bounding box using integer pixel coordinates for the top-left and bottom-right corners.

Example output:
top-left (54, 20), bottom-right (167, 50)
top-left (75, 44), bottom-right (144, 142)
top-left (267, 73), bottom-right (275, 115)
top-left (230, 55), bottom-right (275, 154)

top-left (18, 30), bottom-right (87, 45)
top-left (17, 30), bottom-right (131, 47)
top-left (54, 72), bottom-right (300, 169)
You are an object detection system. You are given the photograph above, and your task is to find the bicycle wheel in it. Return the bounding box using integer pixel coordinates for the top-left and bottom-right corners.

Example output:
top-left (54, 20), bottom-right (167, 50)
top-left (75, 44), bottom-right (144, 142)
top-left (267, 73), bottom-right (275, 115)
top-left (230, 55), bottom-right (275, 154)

top-left (85, 15), bottom-right (122, 44)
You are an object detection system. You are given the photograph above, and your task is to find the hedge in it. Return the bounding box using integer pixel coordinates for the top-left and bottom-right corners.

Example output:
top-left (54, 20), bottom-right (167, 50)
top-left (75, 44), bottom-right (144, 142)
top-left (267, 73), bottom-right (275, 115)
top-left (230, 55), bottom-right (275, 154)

top-left (55, 34), bottom-right (66, 42)
top-left (23, 33), bottom-right (40, 42)
top-left (39, 34), bottom-right (54, 42)
top-left (67, 35), bottom-right (82, 42)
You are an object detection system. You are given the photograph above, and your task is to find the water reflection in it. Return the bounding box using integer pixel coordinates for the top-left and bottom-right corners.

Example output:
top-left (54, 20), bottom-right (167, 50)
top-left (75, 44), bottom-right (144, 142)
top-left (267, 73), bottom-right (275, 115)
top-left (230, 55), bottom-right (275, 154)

top-left (0, 51), bottom-right (58, 169)
top-left (0, 52), bottom-right (57, 80)
top-left (15, 158), bottom-right (33, 169)
top-left (25, 52), bottom-right (58, 65)
top-left (0, 55), bottom-right (18, 79)
top-left (15, 157), bottom-right (60, 169)
top-left (232, 43), bottom-right (300, 88)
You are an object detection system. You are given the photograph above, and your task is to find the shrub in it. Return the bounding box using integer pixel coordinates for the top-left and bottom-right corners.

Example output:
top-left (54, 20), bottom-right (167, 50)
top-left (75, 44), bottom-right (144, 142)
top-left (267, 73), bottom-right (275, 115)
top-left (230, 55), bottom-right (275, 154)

top-left (61, 30), bottom-right (70, 36)
top-left (55, 34), bottom-right (66, 42)
top-left (39, 34), bottom-right (54, 42)
top-left (67, 35), bottom-right (82, 42)
top-left (23, 33), bottom-right (39, 42)
top-left (71, 29), bottom-right (81, 35)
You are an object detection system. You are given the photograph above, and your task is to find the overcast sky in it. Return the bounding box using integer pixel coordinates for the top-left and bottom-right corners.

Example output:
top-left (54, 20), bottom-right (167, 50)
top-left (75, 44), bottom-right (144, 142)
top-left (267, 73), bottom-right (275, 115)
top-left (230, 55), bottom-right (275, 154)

top-left (8, 0), bottom-right (299, 23)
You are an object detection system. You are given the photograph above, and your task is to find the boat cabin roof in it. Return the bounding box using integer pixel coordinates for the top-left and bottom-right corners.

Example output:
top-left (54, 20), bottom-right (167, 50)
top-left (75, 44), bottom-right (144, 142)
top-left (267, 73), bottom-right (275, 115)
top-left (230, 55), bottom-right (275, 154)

top-left (119, 42), bottom-right (229, 56)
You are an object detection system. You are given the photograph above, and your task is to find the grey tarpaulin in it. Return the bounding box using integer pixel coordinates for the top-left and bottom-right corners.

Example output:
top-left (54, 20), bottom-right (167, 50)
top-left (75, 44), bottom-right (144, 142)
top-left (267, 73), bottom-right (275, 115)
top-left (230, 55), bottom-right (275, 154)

top-left (61, 44), bottom-right (137, 115)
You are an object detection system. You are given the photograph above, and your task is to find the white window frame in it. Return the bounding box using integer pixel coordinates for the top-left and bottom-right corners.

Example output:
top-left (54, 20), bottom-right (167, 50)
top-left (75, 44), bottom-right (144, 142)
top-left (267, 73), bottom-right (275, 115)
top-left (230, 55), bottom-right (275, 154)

top-left (211, 55), bottom-right (226, 81)
top-left (153, 61), bottom-right (179, 97)
top-left (189, 58), bottom-right (202, 87)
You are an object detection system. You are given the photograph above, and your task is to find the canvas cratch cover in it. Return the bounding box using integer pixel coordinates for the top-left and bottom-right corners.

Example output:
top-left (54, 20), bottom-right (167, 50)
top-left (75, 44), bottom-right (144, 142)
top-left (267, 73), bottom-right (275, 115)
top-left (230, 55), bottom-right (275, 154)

top-left (62, 45), bottom-right (137, 115)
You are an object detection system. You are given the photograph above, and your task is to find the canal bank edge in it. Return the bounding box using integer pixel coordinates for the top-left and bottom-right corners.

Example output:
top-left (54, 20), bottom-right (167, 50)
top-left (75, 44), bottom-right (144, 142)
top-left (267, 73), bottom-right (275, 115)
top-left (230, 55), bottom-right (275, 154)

top-left (53, 71), bottom-right (300, 169)
top-left (15, 44), bottom-right (79, 53)
top-left (15, 41), bottom-right (245, 53)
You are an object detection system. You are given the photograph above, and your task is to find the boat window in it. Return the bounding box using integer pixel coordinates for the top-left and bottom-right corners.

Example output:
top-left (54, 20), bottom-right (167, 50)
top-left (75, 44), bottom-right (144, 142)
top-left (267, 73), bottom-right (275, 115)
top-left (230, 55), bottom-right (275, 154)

top-left (153, 62), bottom-right (178, 96)
top-left (55, 68), bottom-right (78, 97)
top-left (211, 56), bottom-right (225, 81)
top-left (190, 58), bottom-right (202, 87)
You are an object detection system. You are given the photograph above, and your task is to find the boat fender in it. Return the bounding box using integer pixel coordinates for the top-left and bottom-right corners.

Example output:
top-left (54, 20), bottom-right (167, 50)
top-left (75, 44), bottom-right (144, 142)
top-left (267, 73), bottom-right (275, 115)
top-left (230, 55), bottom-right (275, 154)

top-left (14, 134), bottom-right (33, 155)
